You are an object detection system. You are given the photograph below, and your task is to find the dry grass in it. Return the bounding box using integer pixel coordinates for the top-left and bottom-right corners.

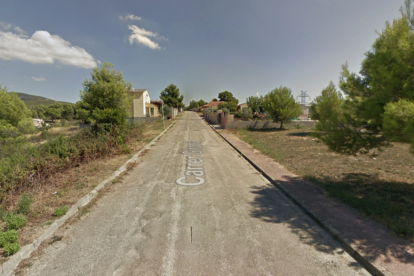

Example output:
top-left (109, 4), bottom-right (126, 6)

top-left (232, 127), bottom-right (414, 240)
top-left (0, 117), bottom-right (174, 263)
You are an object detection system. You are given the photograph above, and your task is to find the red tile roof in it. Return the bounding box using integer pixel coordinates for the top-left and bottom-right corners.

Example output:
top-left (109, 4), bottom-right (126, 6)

top-left (208, 101), bottom-right (225, 108)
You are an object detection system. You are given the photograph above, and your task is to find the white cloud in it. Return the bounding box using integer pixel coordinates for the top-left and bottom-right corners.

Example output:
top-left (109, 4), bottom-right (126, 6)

top-left (13, 26), bottom-right (25, 34)
top-left (127, 25), bottom-right (164, 50)
top-left (0, 30), bottom-right (97, 68)
top-left (119, 14), bottom-right (142, 21)
top-left (0, 22), bottom-right (25, 34)
top-left (32, 76), bottom-right (46, 82)
top-left (0, 22), bottom-right (12, 31)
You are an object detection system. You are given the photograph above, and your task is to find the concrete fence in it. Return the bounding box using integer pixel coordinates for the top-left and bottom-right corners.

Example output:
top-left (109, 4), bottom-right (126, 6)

top-left (202, 110), bottom-right (235, 128)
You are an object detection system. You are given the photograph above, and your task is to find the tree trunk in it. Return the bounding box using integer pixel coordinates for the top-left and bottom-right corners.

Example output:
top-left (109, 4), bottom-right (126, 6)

top-left (280, 121), bottom-right (283, 129)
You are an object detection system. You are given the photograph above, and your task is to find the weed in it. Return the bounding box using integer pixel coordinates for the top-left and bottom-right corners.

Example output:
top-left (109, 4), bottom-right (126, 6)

top-left (48, 235), bottom-right (62, 245)
top-left (45, 220), bottom-right (54, 226)
top-left (79, 208), bottom-right (89, 217)
top-left (5, 213), bottom-right (27, 230)
top-left (0, 208), bottom-right (7, 221)
top-left (76, 182), bottom-right (86, 189)
top-left (128, 154), bottom-right (133, 159)
top-left (18, 193), bottom-right (34, 214)
top-left (112, 179), bottom-right (117, 184)
top-left (54, 206), bottom-right (68, 217)
top-left (4, 242), bottom-right (20, 256)
top-left (0, 230), bottom-right (19, 247)
top-left (118, 144), bottom-right (131, 154)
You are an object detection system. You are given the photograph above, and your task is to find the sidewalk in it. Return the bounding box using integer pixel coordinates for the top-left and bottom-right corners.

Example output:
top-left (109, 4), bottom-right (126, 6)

top-left (216, 127), bottom-right (414, 276)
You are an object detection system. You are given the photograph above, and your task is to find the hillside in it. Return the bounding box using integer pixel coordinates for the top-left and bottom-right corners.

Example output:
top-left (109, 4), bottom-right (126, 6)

top-left (15, 92), bottom-right (73, 108)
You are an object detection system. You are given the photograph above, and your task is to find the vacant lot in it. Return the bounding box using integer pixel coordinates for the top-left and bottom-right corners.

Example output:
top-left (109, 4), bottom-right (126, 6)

top-left (0, 117), bottom-right (176, 262)
top-left (231, 127), bottom-right (414, 240)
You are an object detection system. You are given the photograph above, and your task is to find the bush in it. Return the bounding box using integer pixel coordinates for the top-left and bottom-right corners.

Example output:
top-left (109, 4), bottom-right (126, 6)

top-left (218, 102), bottom-right (238, 112)
top-left (5, 213), bottom-right (27, 230)
top-left (161, 105), bottom-right (170, 117)
top-left (238, 108), bottom-right (253, 120)
top-left (4, 242), bottom-right (20, 256)
top-left (221, 108), bottom-right (230, 114)
top-left (0, 230), bottom-right (19, 247)
top-left (18, 193), bottom-right (34, 214)
top-left (54, 206), bottom-right (68, 217)
top-left (0, 124), bottom-right (21, 138)
top-left (294, 123), bottom-right (304, 129)
top-left (17, 118), bottom-right (36, 134)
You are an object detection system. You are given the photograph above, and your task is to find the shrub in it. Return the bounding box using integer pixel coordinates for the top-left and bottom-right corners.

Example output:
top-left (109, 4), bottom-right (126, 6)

top-left (18, 193), bottom-right (34, 214)
top-left (0, 230), bottom-right (19, 247)
top-left (118, 144), bottom-right (131, 154)
top-left (0, 124), bottom-right (21, 138)
top-left (238, 108), bottom-right (253, 120)
top-left (17, 118), bottom-right (36, 134)
top-left (5, 213), bottom-right (27, 230)
top-left (294, 123), bottom-right (304, 129)
top-left (218, 102), bottom-right (238, 112)
top-left (221, 108), bottom-right (230, 114)
top-left (161, 105), bottom-right (170, 117)
top-left (4, 242), bottom-right (20, 256)
top-left (54, 206), bottom-right (68, 217)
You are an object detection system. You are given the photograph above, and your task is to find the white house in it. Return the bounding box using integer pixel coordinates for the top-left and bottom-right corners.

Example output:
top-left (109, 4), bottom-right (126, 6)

top-left (128, 89), bottom-right (159, 117)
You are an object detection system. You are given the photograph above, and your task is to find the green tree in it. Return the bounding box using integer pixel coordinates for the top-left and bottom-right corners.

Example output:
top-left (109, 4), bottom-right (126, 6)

top-left (218, 91), bottom-right (238, 104)
top-left (400, 0), bottom-right (414, 29)
top-left (317, 15), bottom-right (414, 154)
top-left (263, 86), bottom-right (302, 129)
top-left (311, 83), bottom-right (350, 151)
top-left (160, 84), bottom-right (184, 108)
top-left (218, 102), bottom-right (238, 112)
top-left (212, 98), bottom-right (218, 102)
top-left (34, 105), bottom-right (47, 120)
top-left (198, 99), bottom-right (208, 107)
top-left (80, 62), bottom-right (132, 126)
top-left (0, 85), bottom-right (30, 127)
top-left (383, 99), bottom-right (414, 145)
top-left (309, 82), bottom-right (343, 121)
top-left (61, 104), bottom-right (75, 120)
top-left (45, 103), bottom-right (63, 122)
top-left (187, 100), bottom-right (199, 110)
top-left (246, 96), bottom-right (264, 113)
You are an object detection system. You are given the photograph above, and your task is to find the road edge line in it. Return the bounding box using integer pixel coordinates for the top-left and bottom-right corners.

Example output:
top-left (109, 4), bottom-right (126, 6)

top-left (1, 121), bottom-right (177, 276)
top-left (202, 117), bottom-right (390, 276)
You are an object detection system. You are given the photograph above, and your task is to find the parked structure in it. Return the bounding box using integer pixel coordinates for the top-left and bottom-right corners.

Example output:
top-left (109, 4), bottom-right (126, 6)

top-left (32, 118), bottom-right (46, 128)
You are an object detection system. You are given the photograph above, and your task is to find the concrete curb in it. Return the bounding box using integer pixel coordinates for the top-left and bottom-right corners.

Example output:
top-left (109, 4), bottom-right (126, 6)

top-left (1, 121), bottom-right (176, 276)
top-left (203, 119), bottom-right (391, 276)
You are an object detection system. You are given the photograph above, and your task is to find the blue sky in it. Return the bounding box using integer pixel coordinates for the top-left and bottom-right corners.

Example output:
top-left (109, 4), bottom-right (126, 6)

top-left (0, 0), bottom-right (403, 105)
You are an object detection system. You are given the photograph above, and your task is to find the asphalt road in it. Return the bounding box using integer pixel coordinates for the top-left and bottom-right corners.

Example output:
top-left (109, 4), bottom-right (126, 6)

top-left (26, 112), bottom-right (369, 276)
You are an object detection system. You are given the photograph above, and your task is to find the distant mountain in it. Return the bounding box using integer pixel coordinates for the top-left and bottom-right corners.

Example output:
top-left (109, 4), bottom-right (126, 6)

top-left (15, 92), bottom-right (73, 108)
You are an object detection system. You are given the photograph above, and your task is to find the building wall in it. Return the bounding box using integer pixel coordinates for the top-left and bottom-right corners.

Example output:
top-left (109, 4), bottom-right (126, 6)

top-left (128, 90), bottom-right (151, 117)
